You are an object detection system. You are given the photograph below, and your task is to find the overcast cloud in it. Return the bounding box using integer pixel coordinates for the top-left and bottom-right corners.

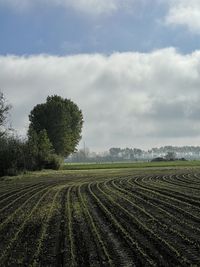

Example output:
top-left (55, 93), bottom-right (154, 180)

top-left (1, 48), bottom-right (200, 150)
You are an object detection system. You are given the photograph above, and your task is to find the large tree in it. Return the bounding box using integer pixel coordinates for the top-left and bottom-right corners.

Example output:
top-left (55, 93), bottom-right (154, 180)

top-left (29, 95), bottom-right (83, 156)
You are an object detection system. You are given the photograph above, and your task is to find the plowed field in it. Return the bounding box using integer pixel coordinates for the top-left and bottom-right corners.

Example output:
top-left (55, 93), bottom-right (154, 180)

top-left (0, 168), bottom-right (200, 266)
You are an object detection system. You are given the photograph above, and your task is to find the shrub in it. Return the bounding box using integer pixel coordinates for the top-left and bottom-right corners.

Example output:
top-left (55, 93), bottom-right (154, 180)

top-left (44, 154), bottom-right (62, 170)
top-left (0, 135), bottom-right (26, 176)
top-left (151, 157), bottom-right (166, 162)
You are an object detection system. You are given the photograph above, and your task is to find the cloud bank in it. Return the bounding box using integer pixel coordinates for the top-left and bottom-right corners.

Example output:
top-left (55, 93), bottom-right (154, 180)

top-left (1, 48), bottom-right (200, 150)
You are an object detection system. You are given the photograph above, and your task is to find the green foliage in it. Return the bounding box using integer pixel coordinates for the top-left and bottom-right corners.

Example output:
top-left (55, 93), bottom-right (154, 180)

top-left (37, 129), bottom-right (54, 169)
top-left (0, 94), bottom-right (65, 177)
top-left (26, 128), bottom-right (61, 171)
top-left (0, 128), bottom-right (61, 177)
top-left (0, 92), bottom-right (27, 176)
top-left (26, 127), bottom-right (39, 170)
top-left (44, 154), bottom-right (62, 170)
top-left (29, 95), bottom-right (83, 156)
top-left (0, 134), bottom-right (26, 176)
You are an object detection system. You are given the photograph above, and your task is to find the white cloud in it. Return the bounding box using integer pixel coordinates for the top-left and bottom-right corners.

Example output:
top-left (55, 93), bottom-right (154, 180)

top-left (165, 0), bottom-right (200, 33)
top-left (1, 48), bottom-right (200, 151)
top-left (0, 0), bottom-right (134, 15)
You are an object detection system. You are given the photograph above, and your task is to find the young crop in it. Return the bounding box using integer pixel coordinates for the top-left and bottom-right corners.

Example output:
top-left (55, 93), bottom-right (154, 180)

top-left (97, 181), bottom-right (189, 266)
top-left (88, 182), bottom-right (156, 267)
top-left (1, 167), bottom-right (200, 266)
top-left (0, 186), bottom-right (53, 265)
top-left (78, 184), bottom-right (113, 266)
top-left (66, 186), bottom-right (76, 266)
top-left (31, 187), bottom-right (63, 267)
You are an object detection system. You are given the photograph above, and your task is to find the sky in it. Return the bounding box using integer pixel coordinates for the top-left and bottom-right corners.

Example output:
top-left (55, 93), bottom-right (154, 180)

top-left (1, 0), bottom-right (200, 151)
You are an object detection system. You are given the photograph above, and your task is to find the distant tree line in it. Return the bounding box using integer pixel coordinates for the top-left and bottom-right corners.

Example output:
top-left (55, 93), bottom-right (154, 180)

top-left (68, 147), bottom-right (144, 163)
top-left (149, 146), bottom-right (200, 154)
top-left (108, 146), bottom-right (200, 160)
top-left (68, 145), bottom-right (200, 163)
top-left (0, 92), bottom-right (83, 177)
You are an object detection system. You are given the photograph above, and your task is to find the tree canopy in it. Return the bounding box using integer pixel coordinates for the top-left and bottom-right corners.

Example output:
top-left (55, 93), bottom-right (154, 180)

top-left (29, 95), bottom-right (83, 156)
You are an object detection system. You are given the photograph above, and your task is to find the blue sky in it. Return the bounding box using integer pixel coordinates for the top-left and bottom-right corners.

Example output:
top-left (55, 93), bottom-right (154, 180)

top-left (1, 0), bottom-right (200, 151)
top-left (0, 0), bottom-right (200, 56)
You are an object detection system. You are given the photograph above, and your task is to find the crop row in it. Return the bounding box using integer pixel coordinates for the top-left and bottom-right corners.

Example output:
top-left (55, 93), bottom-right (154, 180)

top-left (0, 170), bottom-right (200, 266)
